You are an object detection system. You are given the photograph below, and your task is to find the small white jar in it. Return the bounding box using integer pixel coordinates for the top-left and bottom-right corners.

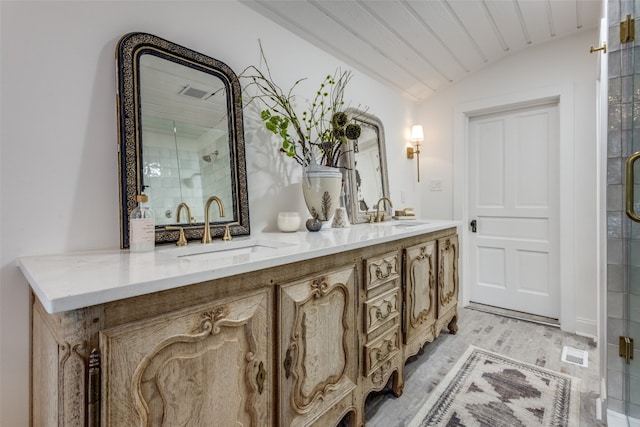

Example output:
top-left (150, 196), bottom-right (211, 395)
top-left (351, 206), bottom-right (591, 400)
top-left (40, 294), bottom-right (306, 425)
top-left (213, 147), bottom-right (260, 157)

top-left (277, 212), bottom-right (301, 232)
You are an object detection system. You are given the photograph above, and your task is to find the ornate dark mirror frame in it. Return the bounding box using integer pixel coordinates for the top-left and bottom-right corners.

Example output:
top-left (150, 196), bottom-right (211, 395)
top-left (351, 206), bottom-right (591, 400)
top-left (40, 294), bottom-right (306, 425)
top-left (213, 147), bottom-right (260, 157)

top-left (116, 32), bottom-right (249, 248)
top-left (344, 109), bottom-right (390, 224)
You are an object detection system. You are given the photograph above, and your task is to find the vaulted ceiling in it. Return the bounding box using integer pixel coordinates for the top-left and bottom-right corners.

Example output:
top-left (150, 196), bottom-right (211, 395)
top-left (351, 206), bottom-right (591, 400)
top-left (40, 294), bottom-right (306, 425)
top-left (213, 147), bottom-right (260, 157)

top-left (240, 0), bottom-right (602, 101)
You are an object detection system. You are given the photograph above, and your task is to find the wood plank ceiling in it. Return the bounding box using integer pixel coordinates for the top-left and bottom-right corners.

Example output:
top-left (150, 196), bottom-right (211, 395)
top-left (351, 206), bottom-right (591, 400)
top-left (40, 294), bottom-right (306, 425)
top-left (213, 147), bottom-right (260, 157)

top-left (239, 0), bottom-right (602, 101)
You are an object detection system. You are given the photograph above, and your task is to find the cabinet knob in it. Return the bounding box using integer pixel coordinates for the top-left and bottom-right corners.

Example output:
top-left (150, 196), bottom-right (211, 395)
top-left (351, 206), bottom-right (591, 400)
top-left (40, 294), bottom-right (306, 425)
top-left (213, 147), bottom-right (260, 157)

top-left (284, 348), bottom-right (292, 379)
top-left (256, 361), bottom-right (266, 394)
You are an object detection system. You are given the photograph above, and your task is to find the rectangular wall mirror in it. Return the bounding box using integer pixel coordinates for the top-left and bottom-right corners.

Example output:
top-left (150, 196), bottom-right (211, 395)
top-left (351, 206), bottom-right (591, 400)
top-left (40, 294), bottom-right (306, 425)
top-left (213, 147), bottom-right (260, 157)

top-left (344, 109), bottom-right (390, 224)
top-left (116, 32), bottom-right (250, 248)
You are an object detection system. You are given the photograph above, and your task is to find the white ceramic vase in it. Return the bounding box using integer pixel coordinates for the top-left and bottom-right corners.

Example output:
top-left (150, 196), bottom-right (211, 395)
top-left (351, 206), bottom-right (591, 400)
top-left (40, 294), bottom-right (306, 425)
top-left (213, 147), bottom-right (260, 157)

top-left (302, 161), bottom-right (342, 226)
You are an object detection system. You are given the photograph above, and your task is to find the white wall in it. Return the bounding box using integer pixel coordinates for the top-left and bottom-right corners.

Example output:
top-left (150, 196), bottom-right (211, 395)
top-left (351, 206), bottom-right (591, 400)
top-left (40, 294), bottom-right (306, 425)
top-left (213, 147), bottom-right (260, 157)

top-left (0, 2), bottom-right (416, 424)
top-left (416, 30), bottom-right (599, 336)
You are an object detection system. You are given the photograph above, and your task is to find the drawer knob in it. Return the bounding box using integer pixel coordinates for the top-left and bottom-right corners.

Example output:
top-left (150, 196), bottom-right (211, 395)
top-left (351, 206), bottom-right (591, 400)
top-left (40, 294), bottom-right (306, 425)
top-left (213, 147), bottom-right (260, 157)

top-left (375, 301), bottom-right (393, 320)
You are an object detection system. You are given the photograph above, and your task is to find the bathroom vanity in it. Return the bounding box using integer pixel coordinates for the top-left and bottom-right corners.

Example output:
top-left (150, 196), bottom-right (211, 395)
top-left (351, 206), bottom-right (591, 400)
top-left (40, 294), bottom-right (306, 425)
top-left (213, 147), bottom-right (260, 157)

top-left (19, 220), bottom-right (459, 426)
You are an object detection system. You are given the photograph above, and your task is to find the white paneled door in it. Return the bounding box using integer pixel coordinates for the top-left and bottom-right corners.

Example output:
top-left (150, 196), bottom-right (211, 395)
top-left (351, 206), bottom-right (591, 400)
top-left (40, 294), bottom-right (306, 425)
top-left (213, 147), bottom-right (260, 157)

top-left (468, 103), bottom-right (560, 318)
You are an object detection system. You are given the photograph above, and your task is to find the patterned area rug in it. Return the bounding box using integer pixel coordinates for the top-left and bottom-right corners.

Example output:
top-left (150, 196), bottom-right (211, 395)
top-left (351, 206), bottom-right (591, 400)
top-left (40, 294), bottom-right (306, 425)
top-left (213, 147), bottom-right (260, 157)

top-left (407, 346), bottom-right (580, 427)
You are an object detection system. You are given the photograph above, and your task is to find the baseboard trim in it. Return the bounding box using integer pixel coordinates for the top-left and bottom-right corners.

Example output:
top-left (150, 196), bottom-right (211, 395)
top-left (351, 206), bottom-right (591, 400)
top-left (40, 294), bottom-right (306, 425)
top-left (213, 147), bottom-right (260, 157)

top-left (574, 316), bottom-right (597, 341)
top-left (465, 302), bottom-right (560, 327)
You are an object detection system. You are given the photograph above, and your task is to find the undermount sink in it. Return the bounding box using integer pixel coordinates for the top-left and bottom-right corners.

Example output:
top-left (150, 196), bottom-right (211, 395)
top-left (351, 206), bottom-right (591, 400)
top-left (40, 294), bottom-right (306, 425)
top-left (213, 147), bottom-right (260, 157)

top-left (159, 239), bottom-right (296, 261)
top-left (378, 220), bottom-right (430, 228)
top-left (393, 221), bottom-right (430, 228)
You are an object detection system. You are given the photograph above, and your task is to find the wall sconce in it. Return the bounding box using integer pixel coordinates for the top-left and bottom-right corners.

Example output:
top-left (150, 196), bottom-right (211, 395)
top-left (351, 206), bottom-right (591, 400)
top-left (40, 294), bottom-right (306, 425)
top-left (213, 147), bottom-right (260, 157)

top-left (407, 125), bottom-right (424, 182)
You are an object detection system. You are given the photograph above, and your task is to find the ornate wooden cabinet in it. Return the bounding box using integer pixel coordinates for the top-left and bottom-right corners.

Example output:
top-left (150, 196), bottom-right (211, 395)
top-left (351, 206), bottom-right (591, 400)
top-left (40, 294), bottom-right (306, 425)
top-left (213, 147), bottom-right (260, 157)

top-left (402, 232), bottom-right (459, 360)
top-left (278, 266), bottom-right (358, 427)
top-left (32, 287), bottom-right (273, 427)
top-left (436, 234), bottom-right (459, 335)
top-left (29, 227), bottom-right (458, 427)
top-left (403, 239), bottom-right (438, 358)
top-left (361, 250), bottom-right (403, 398)
top-left (99, 289), bottom-right (272, 426)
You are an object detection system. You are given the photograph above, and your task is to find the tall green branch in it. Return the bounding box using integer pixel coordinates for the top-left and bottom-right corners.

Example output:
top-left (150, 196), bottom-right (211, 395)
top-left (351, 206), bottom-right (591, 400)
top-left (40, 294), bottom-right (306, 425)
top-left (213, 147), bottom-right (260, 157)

top-left (240, 41), bottom-right (363, 169)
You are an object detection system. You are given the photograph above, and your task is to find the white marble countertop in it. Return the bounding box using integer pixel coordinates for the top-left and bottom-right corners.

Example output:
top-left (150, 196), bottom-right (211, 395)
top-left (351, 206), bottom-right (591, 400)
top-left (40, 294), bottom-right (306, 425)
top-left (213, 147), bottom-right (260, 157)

top-left (17, 219), bottom-right (459, 314)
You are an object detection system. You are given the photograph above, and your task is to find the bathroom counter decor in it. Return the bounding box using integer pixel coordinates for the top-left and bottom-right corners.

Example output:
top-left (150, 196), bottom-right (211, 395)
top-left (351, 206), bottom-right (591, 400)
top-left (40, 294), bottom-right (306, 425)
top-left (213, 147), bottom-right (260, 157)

top-left (19, 220), bottom-right (458, 314)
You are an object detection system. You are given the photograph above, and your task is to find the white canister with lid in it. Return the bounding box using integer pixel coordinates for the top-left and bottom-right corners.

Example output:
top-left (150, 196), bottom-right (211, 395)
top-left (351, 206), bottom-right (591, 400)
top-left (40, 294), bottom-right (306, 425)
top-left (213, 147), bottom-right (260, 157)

top-left (277, 212), bottom-right (301, 232)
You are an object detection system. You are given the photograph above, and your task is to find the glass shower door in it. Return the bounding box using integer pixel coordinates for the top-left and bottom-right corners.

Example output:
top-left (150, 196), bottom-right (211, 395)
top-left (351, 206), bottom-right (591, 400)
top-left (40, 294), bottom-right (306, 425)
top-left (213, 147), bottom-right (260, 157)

top-left (625, 151), bottom-right (640, 419)
top-left (606, 2), bottom-right (640, 422)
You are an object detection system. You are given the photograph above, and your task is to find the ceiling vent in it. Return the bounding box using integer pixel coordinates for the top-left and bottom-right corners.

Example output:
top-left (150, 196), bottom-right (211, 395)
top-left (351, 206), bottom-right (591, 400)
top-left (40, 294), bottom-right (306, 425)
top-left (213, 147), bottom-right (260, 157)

top-left (179, 85), bottom-right (209, 100)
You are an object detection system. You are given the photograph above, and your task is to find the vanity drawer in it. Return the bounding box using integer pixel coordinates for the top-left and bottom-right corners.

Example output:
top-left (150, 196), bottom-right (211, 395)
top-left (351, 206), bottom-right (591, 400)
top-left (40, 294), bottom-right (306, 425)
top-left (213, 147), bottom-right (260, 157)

top-left (364, 286), bottom-right (400, 335)
top-left (364, 251), bottom-right (400, 291)
top-left (364, 327), bottom-right (400, 376)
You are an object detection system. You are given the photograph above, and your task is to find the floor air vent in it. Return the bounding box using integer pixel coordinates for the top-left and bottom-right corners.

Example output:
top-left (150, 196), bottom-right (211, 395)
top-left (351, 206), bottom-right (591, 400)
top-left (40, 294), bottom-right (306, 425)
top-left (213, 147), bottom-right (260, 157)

top-left (561, 346), bottom-right (588, 367)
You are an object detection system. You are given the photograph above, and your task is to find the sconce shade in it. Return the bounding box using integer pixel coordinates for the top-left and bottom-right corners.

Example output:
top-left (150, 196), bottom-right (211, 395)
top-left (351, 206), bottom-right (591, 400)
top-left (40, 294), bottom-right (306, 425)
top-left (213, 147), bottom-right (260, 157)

top-left (410, 125), bottom-right (424, 142)
top-left (407, 124), bottom-right (423, 182)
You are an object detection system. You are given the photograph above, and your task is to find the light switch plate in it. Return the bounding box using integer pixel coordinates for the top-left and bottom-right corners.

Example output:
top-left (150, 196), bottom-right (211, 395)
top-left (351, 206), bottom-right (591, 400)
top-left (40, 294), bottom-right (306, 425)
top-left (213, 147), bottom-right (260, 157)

top-left (430, 179), bottom-right (443, 191)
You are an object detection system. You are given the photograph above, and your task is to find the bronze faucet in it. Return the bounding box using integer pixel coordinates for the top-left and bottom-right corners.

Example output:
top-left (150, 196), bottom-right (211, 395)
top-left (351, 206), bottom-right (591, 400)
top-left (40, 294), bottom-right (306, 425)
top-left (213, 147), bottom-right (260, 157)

top-left (176, 202), bottom-right (192, 223)
top-left (375, 197), bottom-right (393, 222)
top-left (202, 196), bottom-right (225, 244)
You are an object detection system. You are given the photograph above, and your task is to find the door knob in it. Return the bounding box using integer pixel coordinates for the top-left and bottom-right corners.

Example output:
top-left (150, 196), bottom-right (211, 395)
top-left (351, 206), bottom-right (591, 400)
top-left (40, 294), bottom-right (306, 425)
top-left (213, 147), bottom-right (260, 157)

top-left (470, 219), bottom-right (477, 233)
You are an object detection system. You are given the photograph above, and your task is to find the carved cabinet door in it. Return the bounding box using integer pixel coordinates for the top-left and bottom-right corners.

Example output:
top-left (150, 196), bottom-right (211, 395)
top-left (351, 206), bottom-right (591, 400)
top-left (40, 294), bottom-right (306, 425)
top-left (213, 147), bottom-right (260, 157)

top-left (278, 265), bottom-right (358, 427)
top-left (437, 234), bottom-right (459, 317)
top-left (99, 288), bottom-right (272, 427)
top-left (403, 240), bottom-right (437, 347)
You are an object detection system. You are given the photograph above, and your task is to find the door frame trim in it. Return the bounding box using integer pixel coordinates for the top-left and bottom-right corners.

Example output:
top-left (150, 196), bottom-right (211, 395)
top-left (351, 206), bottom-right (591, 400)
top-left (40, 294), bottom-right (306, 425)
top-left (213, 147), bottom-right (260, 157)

top-left (453, 84), bottom-right (575, 333)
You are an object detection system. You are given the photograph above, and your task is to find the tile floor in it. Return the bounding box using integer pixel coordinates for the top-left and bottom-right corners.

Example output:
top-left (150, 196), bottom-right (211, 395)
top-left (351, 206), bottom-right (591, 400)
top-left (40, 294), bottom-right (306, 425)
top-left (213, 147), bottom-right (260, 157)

top-left (363, 307), bottom-right (603, 426)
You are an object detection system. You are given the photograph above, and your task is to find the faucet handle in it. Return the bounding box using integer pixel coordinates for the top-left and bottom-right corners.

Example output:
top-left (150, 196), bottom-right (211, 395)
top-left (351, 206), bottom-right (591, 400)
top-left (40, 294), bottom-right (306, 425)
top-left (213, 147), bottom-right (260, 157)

top-left (223, 222), bottom-right (240, 241)
top-left (165, 226), bottom-right (188, 246)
